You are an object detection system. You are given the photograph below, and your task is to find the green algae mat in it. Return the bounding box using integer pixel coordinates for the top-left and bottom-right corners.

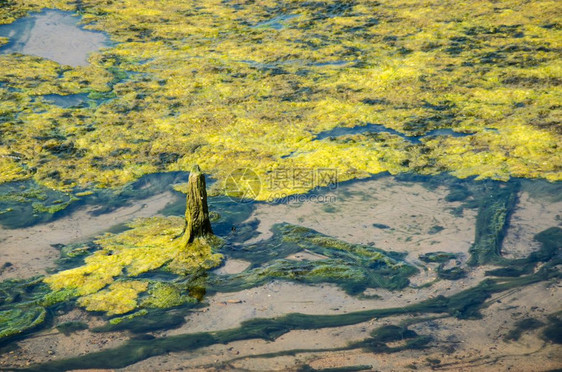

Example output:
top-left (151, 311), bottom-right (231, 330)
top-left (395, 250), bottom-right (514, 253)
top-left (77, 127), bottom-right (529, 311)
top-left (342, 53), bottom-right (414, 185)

top-left (0, 0), bottom-right (560, 204)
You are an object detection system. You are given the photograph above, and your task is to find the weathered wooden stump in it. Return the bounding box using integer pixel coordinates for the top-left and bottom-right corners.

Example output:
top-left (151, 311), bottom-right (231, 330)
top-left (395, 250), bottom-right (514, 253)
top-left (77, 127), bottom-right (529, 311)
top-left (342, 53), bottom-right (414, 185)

top-left (181, 165), bottom-right (213, 245)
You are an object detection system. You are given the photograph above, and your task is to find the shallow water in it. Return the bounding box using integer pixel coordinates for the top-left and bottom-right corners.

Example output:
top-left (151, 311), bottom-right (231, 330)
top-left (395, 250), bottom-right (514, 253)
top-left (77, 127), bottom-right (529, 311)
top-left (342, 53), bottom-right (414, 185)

top-left (0, 9), bottom-right (109, 66)
top-left (1, 173), bottom-right (561, 371)
top-left (252, 14), bottom-right (299, 30)
top-left (41, 93), bottom-right (89, 108)
top-left (315, 123), bottom-right (474, 143)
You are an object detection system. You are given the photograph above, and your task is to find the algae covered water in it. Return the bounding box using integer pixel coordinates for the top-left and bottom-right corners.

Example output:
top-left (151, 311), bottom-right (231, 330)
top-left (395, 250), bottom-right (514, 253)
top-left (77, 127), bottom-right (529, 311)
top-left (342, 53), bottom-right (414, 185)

top-left (0, 0), bottom-right (561, 371)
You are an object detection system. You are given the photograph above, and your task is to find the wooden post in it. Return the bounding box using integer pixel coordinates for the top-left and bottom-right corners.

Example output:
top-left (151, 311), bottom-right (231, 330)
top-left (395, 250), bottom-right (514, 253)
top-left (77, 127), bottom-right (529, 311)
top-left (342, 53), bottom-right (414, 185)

top-left (181, 165), bottom-right (213, 245)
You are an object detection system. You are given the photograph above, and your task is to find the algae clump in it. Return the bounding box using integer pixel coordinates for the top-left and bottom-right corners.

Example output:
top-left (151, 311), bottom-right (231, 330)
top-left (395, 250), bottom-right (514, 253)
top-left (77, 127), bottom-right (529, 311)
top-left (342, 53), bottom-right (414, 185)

top-left (214, 223), bottom-right (418, 295)
top-left (0, 307), bottom-right (46, 339)
top-left (77, 281), bottom-right (149, 315)
top-left (141, 282), bottom-right (195, 309)
top-left (0, 278), bottom-right (50, 342)
top-left (43, 167), bottom-right (223, 315)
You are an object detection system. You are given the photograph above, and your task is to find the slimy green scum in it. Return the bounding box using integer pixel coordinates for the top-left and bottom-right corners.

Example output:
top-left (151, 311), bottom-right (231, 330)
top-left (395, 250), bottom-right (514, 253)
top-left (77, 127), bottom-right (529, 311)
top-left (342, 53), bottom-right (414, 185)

top-left (0, 0), bottom-right (560, 203)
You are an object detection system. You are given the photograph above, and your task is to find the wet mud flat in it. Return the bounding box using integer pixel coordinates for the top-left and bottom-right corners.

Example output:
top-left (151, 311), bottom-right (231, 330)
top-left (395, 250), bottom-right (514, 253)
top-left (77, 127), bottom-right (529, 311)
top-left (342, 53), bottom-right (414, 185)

top-left (0, 174), bottom-right (560, 371)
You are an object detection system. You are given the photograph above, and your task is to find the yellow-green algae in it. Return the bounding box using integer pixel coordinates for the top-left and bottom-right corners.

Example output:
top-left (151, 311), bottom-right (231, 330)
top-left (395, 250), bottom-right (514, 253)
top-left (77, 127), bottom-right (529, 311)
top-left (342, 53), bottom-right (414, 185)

top-left (77, 280), bottom-right (149, 316)
top-left (140, 282), bottom-right (195, 309)
top-left (0, 0), bottom-right (560, 202)
top-left (44, 216), bottom-right (223, 314)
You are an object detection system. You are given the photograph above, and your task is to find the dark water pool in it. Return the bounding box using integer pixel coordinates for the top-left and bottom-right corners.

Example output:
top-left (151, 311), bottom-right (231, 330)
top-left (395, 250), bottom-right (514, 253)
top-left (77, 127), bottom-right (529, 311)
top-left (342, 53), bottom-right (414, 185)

top-left (314, 123), bottom-right (475, 143)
